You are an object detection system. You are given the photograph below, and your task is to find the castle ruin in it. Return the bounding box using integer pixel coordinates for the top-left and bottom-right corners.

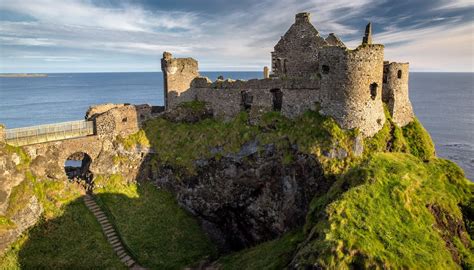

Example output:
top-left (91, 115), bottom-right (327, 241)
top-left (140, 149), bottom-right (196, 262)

top-left (161, 12), bottom-right (414, 136)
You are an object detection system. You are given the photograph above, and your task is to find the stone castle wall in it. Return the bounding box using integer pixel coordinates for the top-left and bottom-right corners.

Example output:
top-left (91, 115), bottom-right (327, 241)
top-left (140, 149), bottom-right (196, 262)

top-left (383, 62), bottom-right (414, 126)
top-left (173, 76), bottom-right (321, 120)
top-left (88, 104), bottom-right (153, 138)
top-left (319, 44), bottom-right (386, 136)
top-left (161, 52), bottom-right (199, 108)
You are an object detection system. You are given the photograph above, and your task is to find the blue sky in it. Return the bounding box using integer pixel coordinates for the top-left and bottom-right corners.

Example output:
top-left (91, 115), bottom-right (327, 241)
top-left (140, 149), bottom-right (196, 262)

top-left (0, 0), bottom-right (473, 72)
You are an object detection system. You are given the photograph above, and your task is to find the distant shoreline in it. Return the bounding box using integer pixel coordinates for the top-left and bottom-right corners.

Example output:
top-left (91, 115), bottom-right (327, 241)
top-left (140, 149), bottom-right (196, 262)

top-left (0, 73), bottom-right (48, 78)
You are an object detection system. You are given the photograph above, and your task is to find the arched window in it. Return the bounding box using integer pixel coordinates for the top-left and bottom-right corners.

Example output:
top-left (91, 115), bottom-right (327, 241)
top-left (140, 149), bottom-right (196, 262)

top-left (397, 70), bottom-right (402, 79)
top-left (370, 83), bottom-right (378, 100)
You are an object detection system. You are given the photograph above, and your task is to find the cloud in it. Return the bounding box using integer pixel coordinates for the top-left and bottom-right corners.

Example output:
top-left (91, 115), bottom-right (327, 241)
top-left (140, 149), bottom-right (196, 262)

top-left (0, 0), bottom-right (197, 32)
top-left (434, 0), bottom-right (474, 10)
top-left (0, 0), bottom-right (472, 72)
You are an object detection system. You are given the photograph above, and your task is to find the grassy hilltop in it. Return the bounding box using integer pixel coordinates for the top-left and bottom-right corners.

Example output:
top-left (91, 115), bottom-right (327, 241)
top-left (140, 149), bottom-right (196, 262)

top-left (1, 103), bottom-right (472, 269)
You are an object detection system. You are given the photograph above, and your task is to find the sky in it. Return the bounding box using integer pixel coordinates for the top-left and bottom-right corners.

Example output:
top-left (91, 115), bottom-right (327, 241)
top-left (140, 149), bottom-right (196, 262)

top-left (0, 0), bottom-right (473, 73)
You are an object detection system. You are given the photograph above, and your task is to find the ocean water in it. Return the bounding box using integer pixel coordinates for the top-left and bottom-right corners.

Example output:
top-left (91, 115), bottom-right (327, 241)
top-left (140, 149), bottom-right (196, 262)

top-left (0, 72), bottom-right (472, 179)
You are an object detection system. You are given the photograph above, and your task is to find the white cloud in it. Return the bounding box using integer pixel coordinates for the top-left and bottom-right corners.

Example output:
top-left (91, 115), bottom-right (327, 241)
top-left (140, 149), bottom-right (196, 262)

top-left (435, 0), bottom-right (474, 10)
top-left (0, 0), bottom-right (472, 72)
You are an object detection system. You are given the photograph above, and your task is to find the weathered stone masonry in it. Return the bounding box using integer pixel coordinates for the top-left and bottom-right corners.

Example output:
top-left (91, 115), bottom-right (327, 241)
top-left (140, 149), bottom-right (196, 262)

top-left (161, 12), bottom-right (414, 137)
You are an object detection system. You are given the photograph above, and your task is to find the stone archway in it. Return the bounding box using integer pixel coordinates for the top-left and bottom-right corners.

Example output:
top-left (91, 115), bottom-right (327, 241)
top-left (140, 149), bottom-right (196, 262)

top-left (64, 152), bottom-right (94, 192)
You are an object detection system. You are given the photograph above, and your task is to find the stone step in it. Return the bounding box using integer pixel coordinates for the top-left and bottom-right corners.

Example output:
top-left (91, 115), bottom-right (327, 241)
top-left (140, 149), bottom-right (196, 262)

top-left (116, 249), bottom-right (126, 257)
top-left (125, 259), bottom-right (135, 267)
top-left (108, 236), bottom-right (119, 242)
top-left (95, 214), bottom-right (106, 219)
top-left (110, 239), bottom-right (121, 245)
top-left (112, 241), bottom-right (122, 248)
top-left (102, 225), bottom-right (113, 231)
top-left (97, 216), bottom-right (108, 222)
top-left (104, 228), bottom-right (115, 234)
top-left (106, 231), bottom-right (117, 237)
top-left (120, 255), bottom-right (132, 263)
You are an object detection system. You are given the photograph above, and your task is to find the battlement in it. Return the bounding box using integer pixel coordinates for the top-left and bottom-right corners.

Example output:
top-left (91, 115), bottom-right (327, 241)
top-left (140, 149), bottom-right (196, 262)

top-left (161, 13), bottom-right (414, 137)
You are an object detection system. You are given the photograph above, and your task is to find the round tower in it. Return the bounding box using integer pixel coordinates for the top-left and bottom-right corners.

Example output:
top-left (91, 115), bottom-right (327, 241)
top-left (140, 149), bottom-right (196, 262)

top-left (319, 44), bottom-right (386, 136)
top-left (382, 62), bottom-right (414, 126)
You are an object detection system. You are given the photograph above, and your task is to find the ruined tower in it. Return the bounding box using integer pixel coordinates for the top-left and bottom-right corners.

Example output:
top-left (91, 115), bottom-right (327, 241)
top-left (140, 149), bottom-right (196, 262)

top-left (161, 52), bottom-right (199, 108)
top-left (271, 12), bottom-right (328, 78)
top-left (362, 23), bottom-right (372, 44)
top-left (319, 24), bottom-right (386, 136)
top-left (382, 62), bottom-right (414, 126)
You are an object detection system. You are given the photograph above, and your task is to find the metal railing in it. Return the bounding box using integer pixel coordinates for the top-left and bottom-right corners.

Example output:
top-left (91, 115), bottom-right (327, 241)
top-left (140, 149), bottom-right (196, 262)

top-left (5, 120), bottom-right (95, 146)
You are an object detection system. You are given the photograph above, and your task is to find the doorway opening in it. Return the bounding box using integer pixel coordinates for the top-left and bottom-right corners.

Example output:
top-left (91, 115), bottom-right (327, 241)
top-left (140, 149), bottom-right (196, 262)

top-left (270, 89), bottom-right (283, 111)
top-left (64, 152), bottom-right (94, 192)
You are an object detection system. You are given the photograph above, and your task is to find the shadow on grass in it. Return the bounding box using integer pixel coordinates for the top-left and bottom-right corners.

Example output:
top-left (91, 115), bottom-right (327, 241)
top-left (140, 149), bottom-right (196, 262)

top-left (15, 181), bottom-right (217, 269)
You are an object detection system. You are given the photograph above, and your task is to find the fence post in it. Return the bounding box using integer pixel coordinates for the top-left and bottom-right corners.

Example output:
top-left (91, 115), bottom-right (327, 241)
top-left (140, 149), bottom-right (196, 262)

top-left (0, 124), bottom-right (5, 144)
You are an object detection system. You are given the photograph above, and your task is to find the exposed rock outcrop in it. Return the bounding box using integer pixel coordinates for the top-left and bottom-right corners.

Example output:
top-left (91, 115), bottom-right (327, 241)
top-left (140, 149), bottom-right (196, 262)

top-left (154, 141), bottom-right (328, 251)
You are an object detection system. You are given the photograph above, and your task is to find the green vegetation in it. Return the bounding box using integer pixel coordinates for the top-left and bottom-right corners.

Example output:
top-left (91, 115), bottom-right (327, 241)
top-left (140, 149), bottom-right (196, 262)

top-left (218, 230), bottom-right (303, 270)
top-left (402, 118), bottom-right (436, 160)
top-left (143, 110), bottom-right (358, 176)
top-left (1, 106), bottom-right (471, 269)
top-left (2, 199), bottom-right (124, 269)
top-left (94, 176), bottom-right (218, 269)
top-left (117, 129), bottom-right (150, 151)
top-left (297, 153), bottom-right (473, 269)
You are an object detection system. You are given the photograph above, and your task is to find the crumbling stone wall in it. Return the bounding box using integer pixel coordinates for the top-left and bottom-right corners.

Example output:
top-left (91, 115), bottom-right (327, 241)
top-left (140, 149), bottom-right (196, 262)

top-left (271, 12), bottom-right (328, 78)
top-left (186, 77), bottom-right (321, 120)
top-left (90, 104), bottom-right (152, 138)
top-left (383, 62), bottom-right (414, 126)
top-left (319, 44), bottom-right (386, 136)
top-left (161, 52), bottom-right (199, 109)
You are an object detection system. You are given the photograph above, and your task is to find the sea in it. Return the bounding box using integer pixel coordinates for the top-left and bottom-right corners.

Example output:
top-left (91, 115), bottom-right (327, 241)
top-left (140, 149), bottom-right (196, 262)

top-left (0, 72), bottom-right (472, 180)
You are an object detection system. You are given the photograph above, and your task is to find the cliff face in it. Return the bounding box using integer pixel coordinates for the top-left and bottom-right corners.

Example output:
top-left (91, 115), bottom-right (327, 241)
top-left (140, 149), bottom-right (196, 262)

top-left (155, 141), bottom-right (327, 251)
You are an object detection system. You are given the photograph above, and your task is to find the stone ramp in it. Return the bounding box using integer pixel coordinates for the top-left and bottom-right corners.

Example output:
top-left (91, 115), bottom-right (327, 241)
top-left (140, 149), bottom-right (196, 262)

top-left (83, 194), bottom-right (146, 270)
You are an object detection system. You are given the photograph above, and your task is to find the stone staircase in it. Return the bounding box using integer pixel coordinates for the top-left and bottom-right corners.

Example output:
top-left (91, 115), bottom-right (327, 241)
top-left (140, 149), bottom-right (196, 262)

top-left (83, 194), bottom-right (145, 269)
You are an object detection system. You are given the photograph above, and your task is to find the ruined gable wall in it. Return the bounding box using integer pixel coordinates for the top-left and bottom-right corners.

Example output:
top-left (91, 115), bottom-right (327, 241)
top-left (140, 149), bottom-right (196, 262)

top-left (383, 62), bottom-right (414, 126)
top-left (161, 52), bottom-right (199, 109)
top-left (272, 13), bottom-right (327, 78)
top-left (319, 44), bottom-right (386, 136)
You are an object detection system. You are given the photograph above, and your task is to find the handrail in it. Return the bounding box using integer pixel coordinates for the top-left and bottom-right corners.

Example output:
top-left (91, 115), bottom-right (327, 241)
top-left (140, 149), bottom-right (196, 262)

top-left (5, 120), bottom-right (95, 146)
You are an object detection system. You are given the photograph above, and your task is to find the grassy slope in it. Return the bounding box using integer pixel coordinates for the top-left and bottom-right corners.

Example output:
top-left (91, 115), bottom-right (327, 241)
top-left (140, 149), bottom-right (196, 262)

top-left (298, 153), bottom-right (473, 269)
top-left (94, 176), bottom-right (217, 269)
top-left (0, 145), bottom-right (123, 269)
top-left (2, 199), bottom-right (125, 269)
top-left (217, 230), bottom-right (303, 270)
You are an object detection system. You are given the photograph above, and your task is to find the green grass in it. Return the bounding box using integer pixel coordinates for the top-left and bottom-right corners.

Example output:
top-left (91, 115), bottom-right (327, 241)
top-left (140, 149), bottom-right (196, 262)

top-left (142, 110), bottom-right (358, 176)
top-left (218, 230), bottom-right (303, 270)
top-left (402, 118), bottom-right (436, 160)
top-left (94, 178), bottom-right (217, 269)
top-left (295, 153), bottom-right (473, 269)
top-left (0, 199), bottom-right (124, 269)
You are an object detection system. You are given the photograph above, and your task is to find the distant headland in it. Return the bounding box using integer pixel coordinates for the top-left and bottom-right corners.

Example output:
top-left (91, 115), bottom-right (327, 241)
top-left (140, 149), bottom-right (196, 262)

top-left (0, 73), bottom-right (48, 78)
